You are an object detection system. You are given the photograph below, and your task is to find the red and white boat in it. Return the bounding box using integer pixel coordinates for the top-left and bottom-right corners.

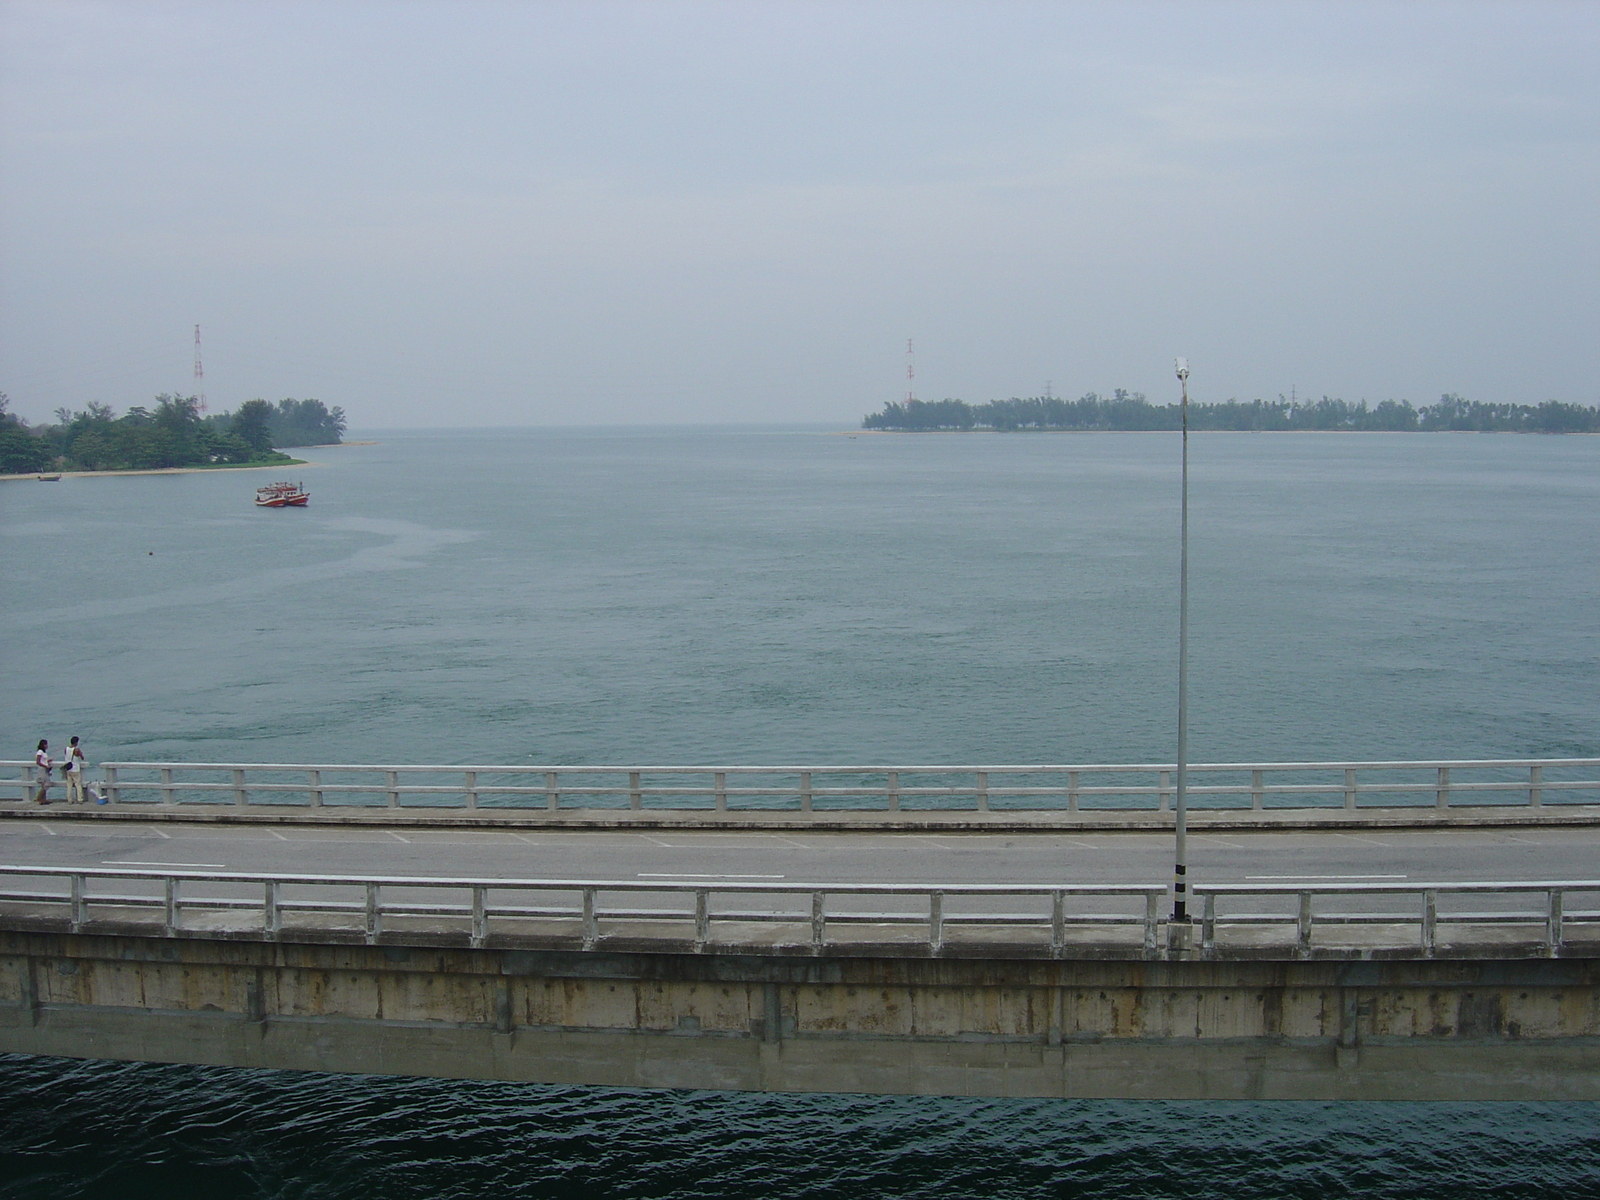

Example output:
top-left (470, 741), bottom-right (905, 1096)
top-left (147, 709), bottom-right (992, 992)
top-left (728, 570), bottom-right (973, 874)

top-left (254, 481), bottom-right (310, 508)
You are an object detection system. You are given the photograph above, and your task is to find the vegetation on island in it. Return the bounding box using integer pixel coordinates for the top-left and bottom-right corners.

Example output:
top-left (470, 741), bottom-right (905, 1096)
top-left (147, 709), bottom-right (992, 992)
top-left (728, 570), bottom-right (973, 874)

top-left (0, 393), bottom-right (346, 474)
top-left (862, 391), bottom-right (1600, 434)
top-left (257, 397), bottom-right (349, 448)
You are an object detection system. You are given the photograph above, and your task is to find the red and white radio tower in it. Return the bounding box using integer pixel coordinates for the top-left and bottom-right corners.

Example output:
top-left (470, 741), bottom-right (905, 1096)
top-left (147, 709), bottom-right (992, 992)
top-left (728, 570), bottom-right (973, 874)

top-left (905, 336), bottom-right (916, 404)
top-left (193, 324), bottom-right (207, 412)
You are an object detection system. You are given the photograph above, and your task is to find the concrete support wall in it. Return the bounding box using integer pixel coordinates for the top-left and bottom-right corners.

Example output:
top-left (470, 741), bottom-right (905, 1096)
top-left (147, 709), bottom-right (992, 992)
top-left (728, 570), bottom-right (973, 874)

top-left (2, 928), bottom-right (1598, 1100)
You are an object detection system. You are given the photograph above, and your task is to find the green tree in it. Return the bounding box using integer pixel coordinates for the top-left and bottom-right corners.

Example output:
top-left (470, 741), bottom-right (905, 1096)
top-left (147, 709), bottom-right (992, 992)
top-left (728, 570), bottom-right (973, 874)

top-left (60, 402), bottom-right (116, 466)
top-left (0, 392), bottom-right (51, 472)
top-left (211, 432), bottom-right (256, 463)
top-left (269, 398), bottom-right (346, 446)
top-left (0, 423), bottom-right (50, 472)
top-left (230, 399), bottom-right (276, 454)
top-left (150, 394), bottom-right (210, 466)
top-left (67, 429), bottom-right (113, 470)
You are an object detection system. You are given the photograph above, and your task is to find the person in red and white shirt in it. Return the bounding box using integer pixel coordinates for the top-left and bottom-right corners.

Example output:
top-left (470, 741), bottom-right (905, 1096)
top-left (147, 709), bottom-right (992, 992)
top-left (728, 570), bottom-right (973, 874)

top-left (33, 740), bottom-right (52, 806)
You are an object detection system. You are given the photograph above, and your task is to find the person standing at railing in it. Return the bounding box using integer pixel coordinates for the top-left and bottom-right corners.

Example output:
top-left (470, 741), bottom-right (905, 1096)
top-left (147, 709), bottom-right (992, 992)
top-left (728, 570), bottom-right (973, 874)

top-left (60, 737), bottom-right (86, 804)
top-left (33, 740), bottom-right (52, 806)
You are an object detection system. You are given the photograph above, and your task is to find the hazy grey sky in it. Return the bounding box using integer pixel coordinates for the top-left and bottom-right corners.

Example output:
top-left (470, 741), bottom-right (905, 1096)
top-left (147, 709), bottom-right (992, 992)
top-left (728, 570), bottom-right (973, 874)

top-left (1, 0), bottom-right (1595, 427)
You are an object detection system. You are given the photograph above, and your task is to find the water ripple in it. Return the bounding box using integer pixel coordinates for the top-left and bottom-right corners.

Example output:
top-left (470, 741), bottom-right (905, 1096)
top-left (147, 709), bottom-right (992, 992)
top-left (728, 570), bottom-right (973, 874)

top-left (1, 1056), bottom-right (1597, 1199)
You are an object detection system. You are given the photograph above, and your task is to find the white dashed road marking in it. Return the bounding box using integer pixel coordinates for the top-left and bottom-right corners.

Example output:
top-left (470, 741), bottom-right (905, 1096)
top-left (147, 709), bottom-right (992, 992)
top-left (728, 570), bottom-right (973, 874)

top-left (1246, 874), bottom-right (1408, 880)
top-left (104, 860), bottom-right (226, 868)
top-left (1332, 832), bottom-right (1391, 847)
top-left (759, 834), bottom-right (809, 849)
top-left (637, 873), bottom-right (785, 880)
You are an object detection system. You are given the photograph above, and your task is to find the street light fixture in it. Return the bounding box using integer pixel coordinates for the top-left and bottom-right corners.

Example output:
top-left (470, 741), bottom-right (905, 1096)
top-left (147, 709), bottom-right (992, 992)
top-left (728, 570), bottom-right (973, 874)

top-left (1172, 357), bottom-right (1192, 947)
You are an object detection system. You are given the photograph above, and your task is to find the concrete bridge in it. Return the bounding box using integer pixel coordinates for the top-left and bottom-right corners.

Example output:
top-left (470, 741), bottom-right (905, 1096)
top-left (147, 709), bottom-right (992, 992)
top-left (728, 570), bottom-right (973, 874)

top-left (2, 756), bottom-right (1598, 1101)
top-left (7, 756), bottom-right (1597, 831)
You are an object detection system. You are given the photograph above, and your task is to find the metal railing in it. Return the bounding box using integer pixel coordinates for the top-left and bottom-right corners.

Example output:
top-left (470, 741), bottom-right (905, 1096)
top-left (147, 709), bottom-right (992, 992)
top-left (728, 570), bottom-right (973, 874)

top-left (0, 864), bottom-right (1165, 956)
top-left (1194, 880), bottom-right (1600, 957)
top-left (0, 864), bottom-right (1592, 959)
top-left (3, 758), bottom-right (1597, 818)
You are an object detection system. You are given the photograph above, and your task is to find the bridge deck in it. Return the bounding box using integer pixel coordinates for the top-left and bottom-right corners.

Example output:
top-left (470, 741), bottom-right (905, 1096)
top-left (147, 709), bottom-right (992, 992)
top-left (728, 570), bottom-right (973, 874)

top-left (1, 817), bottom-right (1596, 887)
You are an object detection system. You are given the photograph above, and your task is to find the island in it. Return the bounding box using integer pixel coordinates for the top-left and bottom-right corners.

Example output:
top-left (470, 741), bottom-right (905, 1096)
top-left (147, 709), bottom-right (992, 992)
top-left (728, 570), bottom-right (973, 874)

top-left (0, 393), bottom-right (346, 475)
top-left (862, 392), bottom-right (1600, 433)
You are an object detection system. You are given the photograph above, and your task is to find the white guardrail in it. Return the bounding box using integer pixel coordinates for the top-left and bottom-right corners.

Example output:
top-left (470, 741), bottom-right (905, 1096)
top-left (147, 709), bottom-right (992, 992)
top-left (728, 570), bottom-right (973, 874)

top-left (3, 758), bottom-right (1597, 817)
top-left (1196, 881), bottom-right (1597, 958)
top-left (0, 866), bottom-right (1592, 958)
top-left (0, 866), bottom-right (1166, 956)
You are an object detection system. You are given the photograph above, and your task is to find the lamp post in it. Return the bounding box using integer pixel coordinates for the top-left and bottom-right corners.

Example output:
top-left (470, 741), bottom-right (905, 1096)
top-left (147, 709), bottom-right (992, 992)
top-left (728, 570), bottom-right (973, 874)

top-left (1172, 357), bottom-right (1192, 947)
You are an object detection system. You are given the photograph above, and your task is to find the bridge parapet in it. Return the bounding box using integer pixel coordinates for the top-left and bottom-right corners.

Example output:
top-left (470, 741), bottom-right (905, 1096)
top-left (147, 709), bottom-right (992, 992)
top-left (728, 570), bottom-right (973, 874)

top-left (6, 758), bottom-right (1598, 833)
top-left (0, 864), bottom-right (1595, 961)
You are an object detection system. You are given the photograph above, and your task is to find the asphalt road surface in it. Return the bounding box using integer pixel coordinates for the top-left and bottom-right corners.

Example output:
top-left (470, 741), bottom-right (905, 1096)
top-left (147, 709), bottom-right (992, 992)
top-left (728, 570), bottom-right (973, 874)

top-left (0, 819), bottom-right (1589, 885)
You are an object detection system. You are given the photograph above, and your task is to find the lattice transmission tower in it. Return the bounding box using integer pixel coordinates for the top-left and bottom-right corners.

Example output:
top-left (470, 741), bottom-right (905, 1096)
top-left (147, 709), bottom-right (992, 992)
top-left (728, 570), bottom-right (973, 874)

top-left (193, 325), bottom-right (207, 411)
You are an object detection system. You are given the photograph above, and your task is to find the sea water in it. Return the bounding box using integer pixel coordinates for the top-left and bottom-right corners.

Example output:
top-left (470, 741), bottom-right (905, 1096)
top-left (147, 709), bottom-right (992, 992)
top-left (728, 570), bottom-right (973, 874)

top-left (1, 427), bottom-right (1597, 1196)
top-left (2, 427), bottom-right (1596, 764)
top-left (0, 1055), bottom-right (1597, 1199)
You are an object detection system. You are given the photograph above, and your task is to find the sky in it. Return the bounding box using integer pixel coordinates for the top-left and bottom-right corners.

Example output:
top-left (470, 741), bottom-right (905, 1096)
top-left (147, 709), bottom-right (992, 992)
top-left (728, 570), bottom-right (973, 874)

top-left (0, 0), bottom-right (1595, 428)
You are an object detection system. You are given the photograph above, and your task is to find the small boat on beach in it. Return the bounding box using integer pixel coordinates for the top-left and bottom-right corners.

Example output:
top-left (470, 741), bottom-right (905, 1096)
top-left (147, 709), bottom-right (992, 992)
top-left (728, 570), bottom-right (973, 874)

top-left (37, 473), bottom-right (61, 481)
top-left (255, 481), bottom-right (310, 508)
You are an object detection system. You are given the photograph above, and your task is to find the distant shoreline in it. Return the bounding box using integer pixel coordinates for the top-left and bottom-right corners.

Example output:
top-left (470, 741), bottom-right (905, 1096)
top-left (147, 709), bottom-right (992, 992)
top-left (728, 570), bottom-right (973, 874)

top-left (862, 395), bottom-right (1600, 435)
top-left (0, 458), bottom-right (309, 483)
top-left (0, 441), bottom-right (381, 482)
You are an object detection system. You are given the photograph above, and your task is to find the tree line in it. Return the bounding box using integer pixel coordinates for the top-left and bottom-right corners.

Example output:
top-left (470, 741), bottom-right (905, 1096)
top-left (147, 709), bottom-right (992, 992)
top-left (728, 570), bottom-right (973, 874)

top-left (862, 392), bottom-right (1600, 434)
top-left (0, 394), bottom-right (346, 474)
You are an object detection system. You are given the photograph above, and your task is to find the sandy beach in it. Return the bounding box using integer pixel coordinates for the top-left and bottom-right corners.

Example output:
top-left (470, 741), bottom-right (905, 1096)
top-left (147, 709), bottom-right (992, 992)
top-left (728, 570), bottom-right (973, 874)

top-left (0, 441), bottom-right (379, 482)
top-left (0, 459), bottom-right (310, 483)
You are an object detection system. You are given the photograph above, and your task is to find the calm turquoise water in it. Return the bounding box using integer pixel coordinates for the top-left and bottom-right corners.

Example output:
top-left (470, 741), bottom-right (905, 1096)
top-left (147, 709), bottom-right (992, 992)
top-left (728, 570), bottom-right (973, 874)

top-left (3, 427), bottom-right (1596, 764)
top-left (2, 428), bottom-right (1598, 1195)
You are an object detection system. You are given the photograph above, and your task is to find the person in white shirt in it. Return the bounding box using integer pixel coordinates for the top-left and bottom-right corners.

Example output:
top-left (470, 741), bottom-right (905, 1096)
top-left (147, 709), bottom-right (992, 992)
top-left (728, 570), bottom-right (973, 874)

top-left (61, 736), bottom-right (86, 804)
top-left (33, 740), bottom-right (52, 805)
